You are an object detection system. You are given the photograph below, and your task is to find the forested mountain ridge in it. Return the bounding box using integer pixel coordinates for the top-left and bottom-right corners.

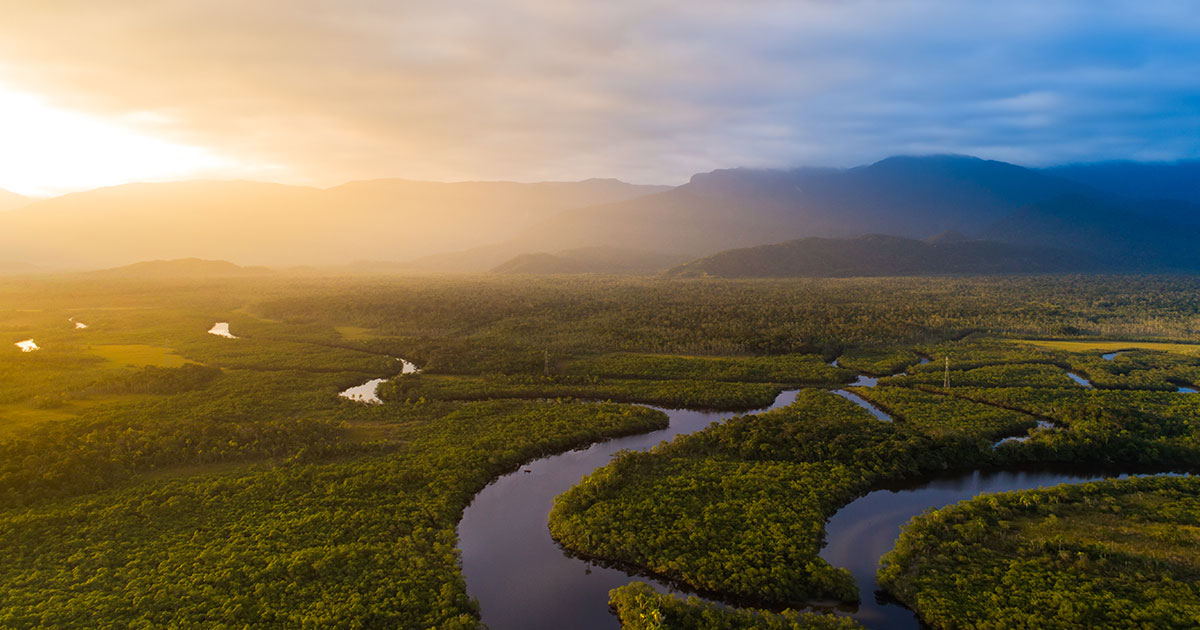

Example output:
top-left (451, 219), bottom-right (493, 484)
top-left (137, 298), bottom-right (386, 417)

top-left (982, 194), bottom-right (1200, 271)
top-left (668, 234), bottom-right (1094, 278)
top-left (1044, 160), bottom-right (1200, 205)
top-left (499, 156), bottom-right (1200, 276)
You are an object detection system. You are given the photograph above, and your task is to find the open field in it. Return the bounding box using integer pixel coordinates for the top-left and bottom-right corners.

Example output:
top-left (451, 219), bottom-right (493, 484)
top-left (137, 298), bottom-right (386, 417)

top-left (1008, 338), bottom-right (1200, 356)
top-left (89, 344), bottom-right (193, 367)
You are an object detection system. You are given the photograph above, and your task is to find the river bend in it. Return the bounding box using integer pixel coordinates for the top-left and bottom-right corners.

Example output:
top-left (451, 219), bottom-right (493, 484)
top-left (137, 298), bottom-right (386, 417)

top-left (409, 359), bottom-right (1170, 629)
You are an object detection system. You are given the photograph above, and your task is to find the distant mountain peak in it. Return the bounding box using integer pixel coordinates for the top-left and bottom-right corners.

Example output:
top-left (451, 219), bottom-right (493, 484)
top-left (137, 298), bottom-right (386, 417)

top-left (862, 154), bottom-right (1033, 177)
top-left (870, 154), bottom-right (985, 166)
top-left (925, 230), bottom-right (972, 244)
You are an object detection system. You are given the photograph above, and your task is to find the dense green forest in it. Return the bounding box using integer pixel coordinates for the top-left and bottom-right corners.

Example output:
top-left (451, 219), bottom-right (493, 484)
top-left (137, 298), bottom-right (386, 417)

top-left (879, 476), bottom-right (1200, 629)
top-left (548, 330), bottom-right (1200, 627)
top-left (609, 582), bottom-right (863, 630)
top-left (0, 398), bottom-right (665, 628)
top-left (549, 336), bottom-right (1200, 612)
top-left (2, 274), bottom-right (1200, 628)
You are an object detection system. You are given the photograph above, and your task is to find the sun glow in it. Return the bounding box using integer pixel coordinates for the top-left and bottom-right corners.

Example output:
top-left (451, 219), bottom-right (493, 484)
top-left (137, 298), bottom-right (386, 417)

top-left (0, 83), bottom-right (236, 197)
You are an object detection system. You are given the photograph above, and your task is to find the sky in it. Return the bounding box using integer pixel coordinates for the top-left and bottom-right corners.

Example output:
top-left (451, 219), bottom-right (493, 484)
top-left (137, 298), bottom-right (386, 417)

top-left (0, 0), bottom-right (1198, 196)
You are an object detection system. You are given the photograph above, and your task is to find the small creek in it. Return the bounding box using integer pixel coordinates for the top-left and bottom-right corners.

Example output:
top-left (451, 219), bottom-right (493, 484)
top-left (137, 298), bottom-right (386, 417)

top-left (1099, 350), bottom-right (1196, 393)
top-left (1066, 372), bottom-right (1094, 388)
top-left (339, 359), bottom-right (420, 403)
top-left (458, 389), bottom-right (805, 630)
top-left (829, 358), bottom-right (907, 422)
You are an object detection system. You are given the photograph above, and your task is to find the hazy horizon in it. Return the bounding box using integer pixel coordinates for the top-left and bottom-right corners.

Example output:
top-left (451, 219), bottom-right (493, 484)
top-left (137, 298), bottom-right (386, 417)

top-left (6, 152), bottom-right (1200, 202)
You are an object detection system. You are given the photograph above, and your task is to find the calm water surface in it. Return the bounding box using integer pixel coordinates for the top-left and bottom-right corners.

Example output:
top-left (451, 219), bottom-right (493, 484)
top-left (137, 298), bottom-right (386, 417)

top-left (459, 390), bottom-right (801, 630)
top-left (819, 469), bottom-right (1124, 629)
top-left (1066, 372), bottom-right (1093, 388)
top-left (339, 358), bottom-right (420, 403)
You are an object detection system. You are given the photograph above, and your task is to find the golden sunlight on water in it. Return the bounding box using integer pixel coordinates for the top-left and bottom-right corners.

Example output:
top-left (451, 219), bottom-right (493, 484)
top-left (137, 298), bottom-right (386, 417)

top-left (207, 322), bottom-right (237, 338)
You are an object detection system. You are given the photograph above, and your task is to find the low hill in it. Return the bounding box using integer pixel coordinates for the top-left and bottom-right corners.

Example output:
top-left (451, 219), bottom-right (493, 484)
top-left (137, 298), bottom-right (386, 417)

top-left (0, 261), bottom-right (40, 275)
top-left (88, 258), bottom-right (273, 278)
top-left (668, 234), bottom-right (1094, 278)
top-left (491, 247), bottom-right (688, 275)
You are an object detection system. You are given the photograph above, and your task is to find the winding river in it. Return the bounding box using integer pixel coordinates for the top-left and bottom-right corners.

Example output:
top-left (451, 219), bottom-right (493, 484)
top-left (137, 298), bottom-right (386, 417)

top-left (455, 360), bottom-right (1131, 630)
top-left (818, 468), bottom-right (1121, 629)
top-left (458, 389), bottom-right (803, 630)
top-left (341, 355), bottom-right (1174, 630)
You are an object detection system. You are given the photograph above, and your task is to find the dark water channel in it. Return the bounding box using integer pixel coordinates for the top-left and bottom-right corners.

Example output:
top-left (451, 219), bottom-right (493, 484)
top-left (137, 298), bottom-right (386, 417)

top-left (818, 468), bottom-right (1124, 629)
top-left (458, 389), bottom-right (803, 630)
top-left (454, 362), bottom-right (1163, 630)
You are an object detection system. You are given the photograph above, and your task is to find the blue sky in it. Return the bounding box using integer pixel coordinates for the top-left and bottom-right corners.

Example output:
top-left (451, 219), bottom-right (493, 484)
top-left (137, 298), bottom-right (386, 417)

top-left (0, 0), bottom-right (1198, 193)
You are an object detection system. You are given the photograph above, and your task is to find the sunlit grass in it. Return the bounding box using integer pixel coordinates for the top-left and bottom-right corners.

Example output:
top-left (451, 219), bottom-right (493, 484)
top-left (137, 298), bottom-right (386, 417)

top-left (90, 344), bottom-right (194, 367)
top-left (335, 325), bottom-right (376, 341)
top-left (1008, 339), bottom-right (1200, 356)
top-left (1025, 495), bottom-right (1200, 575)
top-left (0, 395), bottom-right (146, 437)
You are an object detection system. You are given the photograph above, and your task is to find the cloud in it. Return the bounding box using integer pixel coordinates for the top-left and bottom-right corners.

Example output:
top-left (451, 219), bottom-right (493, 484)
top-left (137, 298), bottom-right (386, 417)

top-left (0, 0), bottom-right (1198, 190)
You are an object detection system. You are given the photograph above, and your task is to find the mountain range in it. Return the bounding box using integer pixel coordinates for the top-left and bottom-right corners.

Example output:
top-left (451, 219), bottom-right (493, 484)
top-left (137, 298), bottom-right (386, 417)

top-left (469, 155), bottom-right (1200, 275)
top-left (486, 156), bottom-right (1088, 259)
top-left (1045, 161), bottom-right (1200, 205)
top-left (1, 155), bottom-right (1198, 275)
